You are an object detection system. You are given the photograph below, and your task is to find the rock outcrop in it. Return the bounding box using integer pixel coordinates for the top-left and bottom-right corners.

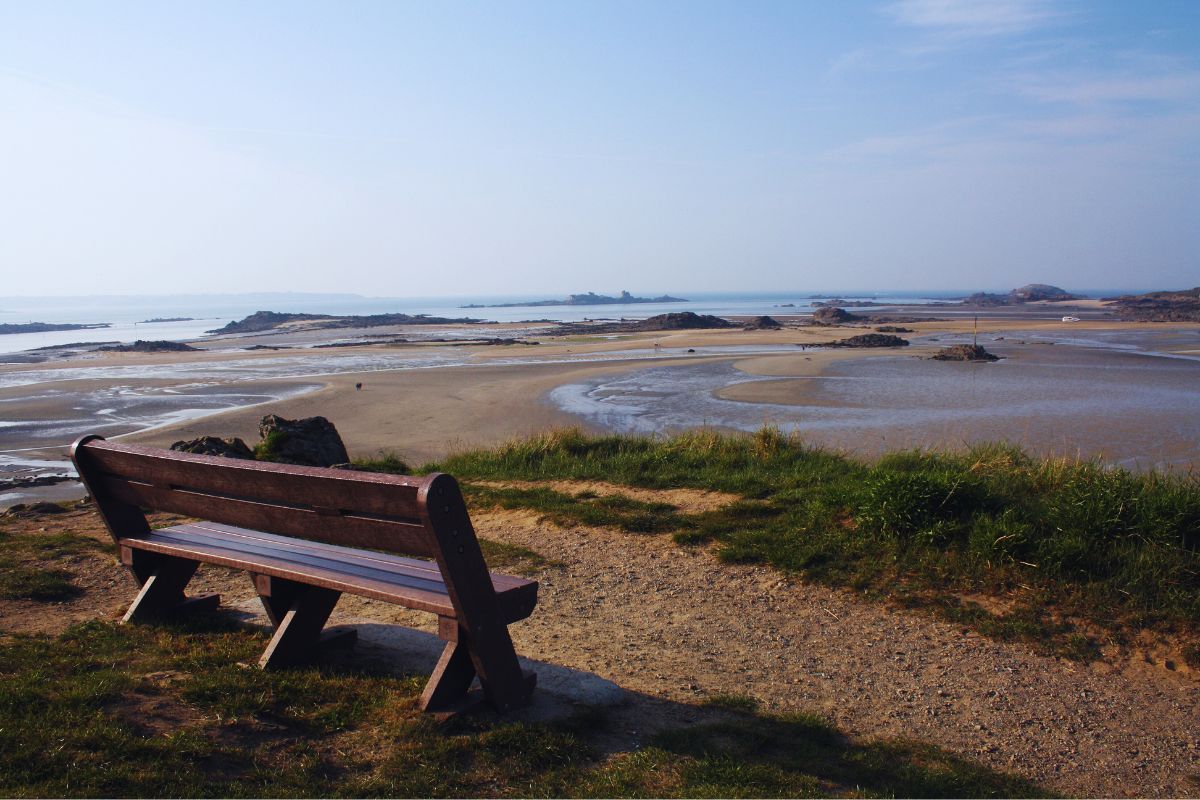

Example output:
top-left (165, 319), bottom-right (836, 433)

top-left (98, 340), bottom-right (199, 353)
top-left (743, 316), bottom-right (782, 330)
top-left (930, 344), bottom-right (1000, 361)
top-left (209, 310), bottom-right (483, 335)
top-left (256, 414), bottom-right (350, 467)
top-left (1010, 284), bottom-right (1083, 303)
top-left (826, 334), bottom-right (909, 348)
top-left (811, 307), bottom-right (864, 325)
top-left (170, 436), bottom-right (255, 459)
top-left (0, 322), bottom-right (111, 335)
top-left (2, 502), bottom-right (71, 518)
top-left (208, 311), bottom-right (333, 334)
top-left (1103, 287), bottom-right (1200, 322)
top-left (961, 285), bottom-right (1084, 306)
top-left (631, 312), bottom-right (735, 331)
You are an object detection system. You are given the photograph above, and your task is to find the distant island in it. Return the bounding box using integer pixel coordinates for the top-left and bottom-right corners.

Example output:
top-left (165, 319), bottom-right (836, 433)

top-left (462, 290), bottom-right (686, 309)
top-left (958, 284), bottom-right (1085, 306)
top-left (208, 310), bottom-right (484, 335)
top-left (0, 321), bottom-right (111, 335)
top-left (138, 317), bottom-right (195, 323)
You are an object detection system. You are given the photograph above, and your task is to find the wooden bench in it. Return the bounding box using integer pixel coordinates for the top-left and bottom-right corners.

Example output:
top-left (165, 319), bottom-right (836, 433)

top-left (70, 435), bottom-right (538, 713)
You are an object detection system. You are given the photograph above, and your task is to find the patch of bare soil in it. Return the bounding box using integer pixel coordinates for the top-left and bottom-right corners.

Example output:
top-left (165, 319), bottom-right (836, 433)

top-left (471, 479), bottom-right (740, 514)
top-left (463, 500), bottom-right (1200, 798)
top-left (4, 499), bottom-right (1198, 796)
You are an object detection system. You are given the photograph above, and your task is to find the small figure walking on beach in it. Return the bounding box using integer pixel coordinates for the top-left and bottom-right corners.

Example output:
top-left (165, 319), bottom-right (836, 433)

top-left (355, 382), bottom-right (363, 391)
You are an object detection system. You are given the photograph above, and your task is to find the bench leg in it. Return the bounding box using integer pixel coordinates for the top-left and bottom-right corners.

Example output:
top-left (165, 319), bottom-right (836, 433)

top-left (421, 638), bottom-right (479, 712)
top-left (422, 622), bottom-right (537, 713)
top-left (121, 549), bottom-right (220, 624)
top-left (470, 627), bottom-right (538, 713)
top-left (252, 574), bottom-right (346, 670)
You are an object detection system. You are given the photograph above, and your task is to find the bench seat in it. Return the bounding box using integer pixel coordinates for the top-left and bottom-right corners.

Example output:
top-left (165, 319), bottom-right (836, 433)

top-left (122, 520), bottom-right (539, 624)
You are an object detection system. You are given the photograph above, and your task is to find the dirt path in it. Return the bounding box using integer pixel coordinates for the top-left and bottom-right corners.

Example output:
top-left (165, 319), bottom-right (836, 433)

top-left (474, 507), bottom-right (1199, 797)
top-left (5, 500), bottom-right (1198, 797)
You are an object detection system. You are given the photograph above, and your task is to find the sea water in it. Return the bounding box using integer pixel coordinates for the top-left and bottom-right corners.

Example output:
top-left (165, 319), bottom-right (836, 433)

top-left (0, 290), bottom-right (959, 354)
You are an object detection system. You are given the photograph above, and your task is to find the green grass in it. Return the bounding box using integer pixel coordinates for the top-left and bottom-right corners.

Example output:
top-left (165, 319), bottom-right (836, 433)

top-left (351, 449), bottom-right (412, 474)
top-left (0, 526), bottom-right (104, 601)
top-left (367, 427), bottom-right (1200, 657)
top-left (0, 620), bottom-right (1044, 797)
top-left (253, 428), bottom-right (289, 462)
top-left (478, 538), bottom-right (556, 573)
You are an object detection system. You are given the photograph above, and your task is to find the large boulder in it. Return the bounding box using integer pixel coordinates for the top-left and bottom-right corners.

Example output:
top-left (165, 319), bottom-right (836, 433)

top-left (930, 344), bottom-right (1000, 362)
top-left (630, 312), bottom-right (735, 331)
top-left (826, 333), bottom-right (910, 348)
top-left (257, 414), bottom-right (349, 467)
top-left (743, 315), bottom-right (782, 330)
top-left (170, 436), bottom-right (254, 459)
top-left (811, 307), bottom-right (862, 326)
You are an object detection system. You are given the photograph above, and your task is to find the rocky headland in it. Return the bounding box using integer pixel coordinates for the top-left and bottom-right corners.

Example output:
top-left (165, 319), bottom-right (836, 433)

top-left (1102, 287), bottom-right (1200, 322)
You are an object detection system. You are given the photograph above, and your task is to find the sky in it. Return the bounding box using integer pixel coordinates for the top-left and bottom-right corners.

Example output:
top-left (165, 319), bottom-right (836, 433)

top-left (1, 0), bottom-right (1197, 297)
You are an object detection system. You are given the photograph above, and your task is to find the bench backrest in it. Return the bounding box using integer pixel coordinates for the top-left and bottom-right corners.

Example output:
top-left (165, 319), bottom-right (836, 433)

top-left (70, 435), bottom-right (502, 627)
top-left (72, 435), bottom-right (447, 556)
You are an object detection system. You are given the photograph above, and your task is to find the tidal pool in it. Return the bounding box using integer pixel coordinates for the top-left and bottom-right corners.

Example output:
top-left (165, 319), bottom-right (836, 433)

top-left (550, 339), bottom-right (1200, 471)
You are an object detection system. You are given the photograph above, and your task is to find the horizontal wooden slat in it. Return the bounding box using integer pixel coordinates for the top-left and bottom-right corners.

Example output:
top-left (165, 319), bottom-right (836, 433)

top-left (79, 440), bottom-right (427, 521)
top-left (99, 475), bottom-right (437, 558)
top-left (147, 527), bottom-right (452, 595)
top-left (183, 521), bottom-right (531, 591)
top-left (126, 533), bottom-right (456, 615)
top-left (120, 525), bottom-right (537, 622)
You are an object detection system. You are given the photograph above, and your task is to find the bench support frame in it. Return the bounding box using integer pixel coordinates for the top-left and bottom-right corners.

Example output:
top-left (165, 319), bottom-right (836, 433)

top-left (120, 547), bottom-right (220, 623)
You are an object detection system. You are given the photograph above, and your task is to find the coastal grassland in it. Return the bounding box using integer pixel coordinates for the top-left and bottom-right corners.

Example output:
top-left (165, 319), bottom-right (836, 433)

top-left (402, 428), bottom-right (1200, 661)
top-left (0, 512), bottom-right (104, 601)
top-left (0, 619), bottom-right (1041, 797)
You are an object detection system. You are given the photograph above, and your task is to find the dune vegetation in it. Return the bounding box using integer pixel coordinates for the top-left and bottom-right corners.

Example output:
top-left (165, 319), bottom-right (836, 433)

top-left (402, 427), bottom-right (1200, 663)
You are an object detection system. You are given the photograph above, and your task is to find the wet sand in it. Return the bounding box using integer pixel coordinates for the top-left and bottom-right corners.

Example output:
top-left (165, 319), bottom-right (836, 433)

top-left (2, 316), bottom-right (1198, 508)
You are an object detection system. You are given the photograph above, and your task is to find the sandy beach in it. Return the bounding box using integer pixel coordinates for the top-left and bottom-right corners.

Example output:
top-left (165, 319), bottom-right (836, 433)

top-left (2, 309), bottom-right (1198, 506)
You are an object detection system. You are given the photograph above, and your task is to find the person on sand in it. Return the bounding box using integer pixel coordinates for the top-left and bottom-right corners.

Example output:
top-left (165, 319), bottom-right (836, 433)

top-left (355, 382), bottom-right (363, 391)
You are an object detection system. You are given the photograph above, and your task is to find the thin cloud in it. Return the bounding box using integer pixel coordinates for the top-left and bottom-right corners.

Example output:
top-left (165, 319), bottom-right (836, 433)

top-left (1014, 70), bottom-right (1200, 106)
top-left (885, 0), bottom-right (1061, 38)
top-left (826, 48), bottom-right (873, 79)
